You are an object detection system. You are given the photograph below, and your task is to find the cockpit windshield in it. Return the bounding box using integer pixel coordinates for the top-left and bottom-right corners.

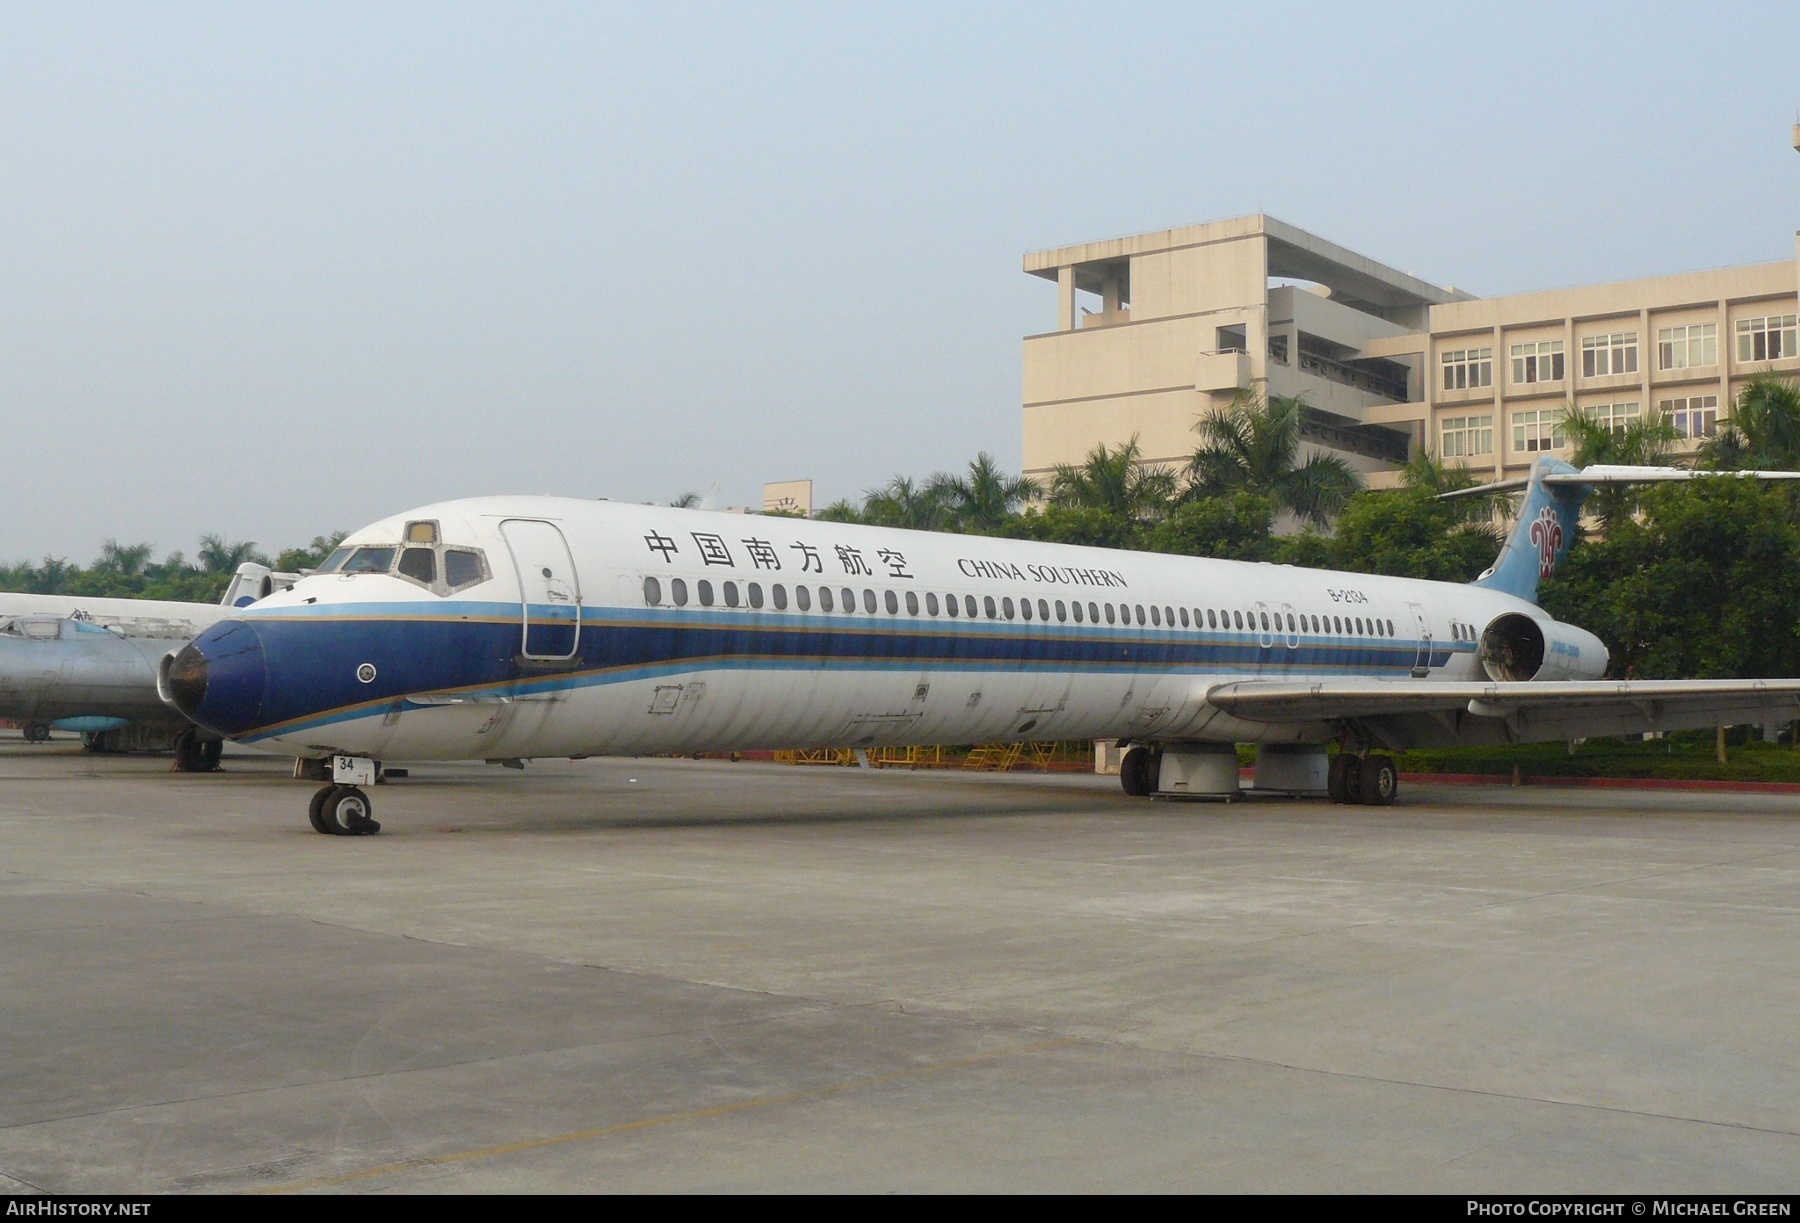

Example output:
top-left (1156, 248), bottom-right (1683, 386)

top-left (315, 547), bottom-right (354, 574)
top-left (341, 547), bottom-right (396, 574)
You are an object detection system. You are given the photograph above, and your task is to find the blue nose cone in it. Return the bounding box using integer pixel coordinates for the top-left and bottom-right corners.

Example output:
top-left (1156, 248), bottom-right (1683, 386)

top-left (165, 620), bottom-right (268, 737)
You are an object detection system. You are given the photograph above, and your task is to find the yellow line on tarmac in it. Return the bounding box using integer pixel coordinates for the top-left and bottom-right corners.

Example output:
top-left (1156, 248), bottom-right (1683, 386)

top-left (253, 1037), bottom-right (1074, 1194)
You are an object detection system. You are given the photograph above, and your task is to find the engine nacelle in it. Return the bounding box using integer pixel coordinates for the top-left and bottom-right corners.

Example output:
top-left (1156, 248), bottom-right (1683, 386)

top-left (1478, 612), bottom-right (1608, 682)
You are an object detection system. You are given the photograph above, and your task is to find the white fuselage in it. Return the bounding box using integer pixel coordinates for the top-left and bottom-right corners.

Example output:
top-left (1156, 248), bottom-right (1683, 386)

top-left (194, 496), bottom-right (1588, 763)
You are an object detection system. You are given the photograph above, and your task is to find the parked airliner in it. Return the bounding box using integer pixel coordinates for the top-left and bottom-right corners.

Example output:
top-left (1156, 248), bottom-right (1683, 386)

top-left (162, 457), bottom-right (1800, 835)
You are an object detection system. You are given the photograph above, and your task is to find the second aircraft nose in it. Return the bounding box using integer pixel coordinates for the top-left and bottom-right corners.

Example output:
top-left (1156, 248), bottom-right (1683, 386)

top-left (162, 621), bottom-right (268, 737)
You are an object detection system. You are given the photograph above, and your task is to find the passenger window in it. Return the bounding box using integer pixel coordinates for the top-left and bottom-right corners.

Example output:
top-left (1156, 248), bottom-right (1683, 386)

top-left (863, 589), bottom-right (877, 613)
top-left (724, 582), bottom-right (741, 608)
top-left (1002, 597), bottom-right (1015, 620)
top-left (1287, 613), bottom-right (1296, 631)
top-left (965, 595), bottom-right (978, 618)
top-left (1056, 600), bottom-right (1067, 622)
top-left (885, 590), bottom-right (898, 614)
top-left (398, 547), bottom-right (436, 584)
top-left (945, 592), bottom-right (958, 617)
top-left (1105, 604), bottom-right (1116, 625)
top-left (1072, 601), bottom-right (1084, 623)
top-left (926, 592), bottom-right (939, 615)
top-left (342, 546), bottom-right (395, 574)
top-left (843, 587), bottom-right (857, 611)
top-left (1233, 610), bottom-right (1243, 630)
top-left (796, 585), bottom-right (811, 611)
top-left (698, 580), bottom-right (715, 606)
top-left (1150, 606), bottom-right (1161, 627)
top-left (819, 586), bottom-right (834, 612)
top-left (444, 549), bottom-right (485, 589)
top-left (672, 578), bottom-right (689, 606)
top-left (1020, 598), bottom-right (1033, 621)
top-left (771, 584), bottom-right (786, 610)
top-left (748, 582), bottom-right (764, 609)
top-left (1038, 599), bottom-right (1050, 621)
top-left (1354, 617), bottom-right (1363, 634)
top-left (643, 576), bottom-right (662, 606)
top-left (1206, 609), bottom-right (1216, 628)
top-left (984, 596), bottom-right (997, 619)
top-left (1088, 602), bottom-right (1099, 623)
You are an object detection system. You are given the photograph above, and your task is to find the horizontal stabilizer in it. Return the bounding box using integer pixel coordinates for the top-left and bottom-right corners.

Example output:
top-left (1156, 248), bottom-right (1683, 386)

top-left (1442, 465), bottom-right (1800, 500)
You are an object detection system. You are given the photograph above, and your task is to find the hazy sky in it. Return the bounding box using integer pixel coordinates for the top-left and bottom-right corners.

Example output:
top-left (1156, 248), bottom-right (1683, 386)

top-left (3, 2), bottom-right (1798, 561)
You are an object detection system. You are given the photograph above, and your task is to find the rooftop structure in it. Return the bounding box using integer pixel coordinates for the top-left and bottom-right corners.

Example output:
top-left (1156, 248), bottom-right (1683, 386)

top-left (1022, 213), bottom-right (1800, 485)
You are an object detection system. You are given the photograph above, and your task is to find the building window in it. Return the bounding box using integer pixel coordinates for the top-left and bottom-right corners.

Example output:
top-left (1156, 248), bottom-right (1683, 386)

top-left (1661, 394), bottom-right (1719, 439)
top-left (1440, 414), bottom-right (1493, 458)
top-left (1581, 332), bottom-right (1638, 378)
top-left (1512, 408), bottom-right (1567, 453)
top-left (1657, 323), bottom-right (1716, 370)
top-left (1585, 401), bottom-right (1641, 435)
top-left (1441, 347), bottom-right (1493, 391)
top-left (1737, 315), bottom-right (1798, 363)
top-left (1510, 340), bottom-right (1565, 385)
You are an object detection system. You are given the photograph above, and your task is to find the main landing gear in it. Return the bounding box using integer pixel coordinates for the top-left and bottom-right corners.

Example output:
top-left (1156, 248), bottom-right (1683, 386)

top-left (172, 727), bottom-right (224, 772)
top-left (307, 756), bottom-right (382, 836)
top-left (1328, 753), bottom-right (1398, 806)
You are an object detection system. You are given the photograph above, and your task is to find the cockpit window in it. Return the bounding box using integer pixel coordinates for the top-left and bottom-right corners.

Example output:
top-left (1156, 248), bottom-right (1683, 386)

top-left (342, 547), bottom-right (396, 574)
top-left (316, 547), bottom-right (353, 574)
top-left (397, 547), bottom-right (436, 584)
top-left (444, 549), bottom-right (487, 591)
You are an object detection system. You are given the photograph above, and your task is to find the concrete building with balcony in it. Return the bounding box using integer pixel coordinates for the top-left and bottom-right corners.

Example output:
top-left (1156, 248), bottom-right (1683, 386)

top-left (1022, 214), bottom-right (1800, 485)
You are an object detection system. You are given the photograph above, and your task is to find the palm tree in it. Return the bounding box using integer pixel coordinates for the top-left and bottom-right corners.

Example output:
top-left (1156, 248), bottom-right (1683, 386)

top-left (1047, 436), bottom-right (1180, 521)
top-left (813, 499), bottom-right (864, 524)
top-left (1186, 390), bottom-right (1360, 527)
top-left (666, 492), bottom-right (702, 508)
top-left (196, 534), bottom-right (269, 574)
top-left (1398, 450), bottom-right (1505, 527)
top-left (932, 453), bottom-right (1039, 532)
top-left (859, 476), bottom-right (952, 531)
top-left (1697, 372), bottom-right (1800, 471)
top-left (95, 539), bottom-right (154, 576)
top-left (1556, 403), bottom-right (1680, 532)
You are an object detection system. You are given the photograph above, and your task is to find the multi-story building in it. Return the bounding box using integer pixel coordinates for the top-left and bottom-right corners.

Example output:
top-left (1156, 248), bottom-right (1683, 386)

top-left (1021, 214), bottom-right (1800, 485)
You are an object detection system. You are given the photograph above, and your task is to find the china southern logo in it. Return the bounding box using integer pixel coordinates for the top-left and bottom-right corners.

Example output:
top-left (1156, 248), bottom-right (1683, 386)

top-left (1528, 506), bottom-right (1565, 579)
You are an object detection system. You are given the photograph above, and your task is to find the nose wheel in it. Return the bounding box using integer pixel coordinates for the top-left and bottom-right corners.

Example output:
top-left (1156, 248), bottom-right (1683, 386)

top-left (309, 784), bottom-right (380, 835)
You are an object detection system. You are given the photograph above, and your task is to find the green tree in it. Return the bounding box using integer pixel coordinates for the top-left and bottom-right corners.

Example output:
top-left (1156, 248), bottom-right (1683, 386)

top-left (666, 492), bottom-right (702, 508)
top-left (1141, 491), bottom-right (1275, 561)
top-left (990, 505), bottom-right (1140, 550)
top-left (1327, 487), bottom-right (1500, 583)
top-left (1543, 478), bottom-right (1800, 679)
top-left (95, 540), bottom-right (154, 577)
top-left (196, 535), bottom-right (270, 575)
top-left (274, 532), bottom-right (347, 573)
top-left (1047, 436), bottom-right (1179, 521)
top-left (932, 453), bottom-right (1039, 532)
top-left (1186, 390), bottom-right (1360, 527)
top-left (1698, 372), bottom-right (1800, 471)
top-left (1556, 403), bottom-right (1680, 532)
top-left (813, 499), bottom-right (864, 524)
top-left (859, 476), bottom-right (951, 530)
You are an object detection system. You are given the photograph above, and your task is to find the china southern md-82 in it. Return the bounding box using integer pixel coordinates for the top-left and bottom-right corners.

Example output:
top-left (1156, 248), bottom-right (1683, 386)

top-left (161, 457), bottom-right (1800, 835)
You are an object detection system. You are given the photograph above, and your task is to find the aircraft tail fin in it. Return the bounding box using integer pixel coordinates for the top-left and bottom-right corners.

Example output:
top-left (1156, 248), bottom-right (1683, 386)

top-left (1471, 456), bottom-right (1585, 605)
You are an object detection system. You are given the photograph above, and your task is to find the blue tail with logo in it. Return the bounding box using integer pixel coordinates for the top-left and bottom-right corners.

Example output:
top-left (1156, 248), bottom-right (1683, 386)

top-left (1472, 456), bottom-right (1586, 605)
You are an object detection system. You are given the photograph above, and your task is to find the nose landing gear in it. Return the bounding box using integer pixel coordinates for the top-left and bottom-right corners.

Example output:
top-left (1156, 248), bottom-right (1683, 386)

top-left (307, 756), bottom-right (382, 835)
top-left (309, 784), bottom-right (380, 835)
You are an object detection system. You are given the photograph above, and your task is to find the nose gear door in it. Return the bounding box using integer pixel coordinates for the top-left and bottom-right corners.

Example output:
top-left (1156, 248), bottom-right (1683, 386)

top-left (500, 519), bottom-right (582, 660)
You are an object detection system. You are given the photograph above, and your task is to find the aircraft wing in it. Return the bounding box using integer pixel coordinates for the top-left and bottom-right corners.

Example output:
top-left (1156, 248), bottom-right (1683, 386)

top-left (1206, 678), bottom-right (1800, 747)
